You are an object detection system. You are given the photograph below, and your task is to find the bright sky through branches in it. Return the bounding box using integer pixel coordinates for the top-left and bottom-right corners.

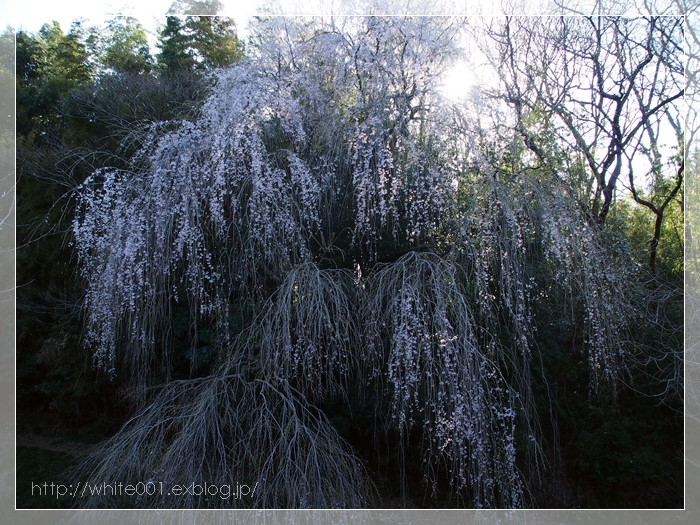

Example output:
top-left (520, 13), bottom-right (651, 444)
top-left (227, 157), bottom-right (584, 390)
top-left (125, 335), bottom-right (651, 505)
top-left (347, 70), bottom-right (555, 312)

top-left (2, 0), bottom-right (680, 187)
top-left (1, 0), bottom-right (479, 102)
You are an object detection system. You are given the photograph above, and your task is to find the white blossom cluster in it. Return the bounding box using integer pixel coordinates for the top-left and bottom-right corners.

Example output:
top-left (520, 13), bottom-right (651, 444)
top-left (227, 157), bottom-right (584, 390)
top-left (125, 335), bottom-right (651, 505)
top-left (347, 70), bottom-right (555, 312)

top-left (457, 172), bottom-right (634, 394)
top-left (365, 251), bottom-right (522, 507)
top-left (538, 188), bottom-right (633, 391)
top-left (246, 263), bottom-right (358, 403)
top-left (73, 65), bottom-right (326, 385)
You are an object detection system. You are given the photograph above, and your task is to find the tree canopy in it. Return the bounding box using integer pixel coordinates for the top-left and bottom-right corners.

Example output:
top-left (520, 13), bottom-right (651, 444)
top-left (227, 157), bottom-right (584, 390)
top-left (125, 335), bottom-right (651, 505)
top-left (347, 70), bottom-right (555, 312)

top-left (157, 14), bottom-right (243, 74)
top-left (16, 13), bottom-right (684, 510)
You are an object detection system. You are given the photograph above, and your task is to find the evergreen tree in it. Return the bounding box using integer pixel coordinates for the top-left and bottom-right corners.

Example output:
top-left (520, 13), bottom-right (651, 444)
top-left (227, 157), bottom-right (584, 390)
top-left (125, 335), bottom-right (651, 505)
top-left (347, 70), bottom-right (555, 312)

top-left (157, 1), bottom-right (243, 75)
top-left (97, 17), bottom-right (152, 74)
top-left (157, 16), bottom-right (195, 74)
top-left (16, 22), bottom-right (91, 140)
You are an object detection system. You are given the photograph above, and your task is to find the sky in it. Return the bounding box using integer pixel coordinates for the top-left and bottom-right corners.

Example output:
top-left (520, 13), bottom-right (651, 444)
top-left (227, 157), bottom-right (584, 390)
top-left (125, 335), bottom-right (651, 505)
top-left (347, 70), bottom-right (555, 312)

top-left (0, 0), bottom-right (497, 35)
top-left (0, 0), bottom-right (682, 196)
top-left (0, 1), bottom-right (257, 37)
top-left (0, 0), bottom-right (481, 102)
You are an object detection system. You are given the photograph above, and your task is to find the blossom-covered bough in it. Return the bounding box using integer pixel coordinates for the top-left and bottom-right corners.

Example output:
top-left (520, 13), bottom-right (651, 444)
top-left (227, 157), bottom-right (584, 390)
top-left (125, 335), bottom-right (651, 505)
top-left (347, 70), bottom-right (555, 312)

top-left (72, 16), bottom-right (656, 508)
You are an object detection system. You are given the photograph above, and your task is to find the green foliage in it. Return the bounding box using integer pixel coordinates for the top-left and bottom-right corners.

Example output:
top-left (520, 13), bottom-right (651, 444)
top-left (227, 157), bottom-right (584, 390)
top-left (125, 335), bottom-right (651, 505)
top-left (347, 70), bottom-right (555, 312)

top-left (16, 22), bottom-right (91, 140)
top-left (157, 15), bottom-right (243, 75)
top-left (92, 17), bottom-right (153, 74)
top-left (158, 17), bottom-right (195, 73)
top-left (187, 16), bottom-right (245, 68)
top-left (608, 194), bottom-right (684, 281)
top-left (568, 398), bottom-right (682, 508)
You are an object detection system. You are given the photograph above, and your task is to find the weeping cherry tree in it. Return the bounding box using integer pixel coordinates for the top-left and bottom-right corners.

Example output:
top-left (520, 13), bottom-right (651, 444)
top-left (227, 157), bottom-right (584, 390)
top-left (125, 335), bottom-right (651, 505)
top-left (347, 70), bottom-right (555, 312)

top-left (70, 15), bottom-right (660, 508)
